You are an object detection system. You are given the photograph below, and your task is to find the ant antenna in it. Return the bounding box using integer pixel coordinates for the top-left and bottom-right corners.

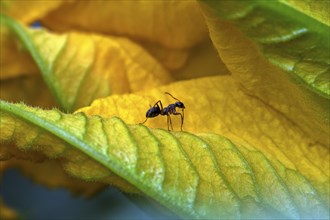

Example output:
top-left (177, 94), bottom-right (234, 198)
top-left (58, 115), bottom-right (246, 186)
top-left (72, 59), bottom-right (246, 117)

top-left (165, 92), bottom-right (180, 102)
top-left (140, 118), bottom-right (148, 125)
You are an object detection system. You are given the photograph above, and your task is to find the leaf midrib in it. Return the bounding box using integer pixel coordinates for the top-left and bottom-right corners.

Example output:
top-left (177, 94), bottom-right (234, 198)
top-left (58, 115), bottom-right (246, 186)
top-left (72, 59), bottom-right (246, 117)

top-left (0, 100), bottom-right (197, 218)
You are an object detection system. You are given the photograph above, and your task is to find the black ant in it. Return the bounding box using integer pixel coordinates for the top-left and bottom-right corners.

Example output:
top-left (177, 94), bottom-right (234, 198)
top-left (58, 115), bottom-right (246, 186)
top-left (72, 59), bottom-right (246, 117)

top-left (140, 92), bottom-right (185, 131)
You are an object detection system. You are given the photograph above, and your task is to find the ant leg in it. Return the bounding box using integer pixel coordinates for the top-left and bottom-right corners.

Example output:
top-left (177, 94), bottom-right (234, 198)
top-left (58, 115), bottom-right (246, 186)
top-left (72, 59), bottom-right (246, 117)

top-left (182, 109), bottom-right (184, 131)
top-left (167, 115), bottom-right (173, 131)
top-left (169, 116), bottom-right (173, 131)
top-left (173, 111), bottom-right (184, 131)
top-left (154, 100), bottom-right (164, 112)
top-left (167, 116), bottom-right (169, 131)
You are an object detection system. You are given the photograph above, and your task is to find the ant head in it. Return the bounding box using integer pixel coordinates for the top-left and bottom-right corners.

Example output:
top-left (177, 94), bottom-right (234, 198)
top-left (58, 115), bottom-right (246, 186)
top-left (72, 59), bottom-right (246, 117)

top-left (175, 102), bottom-right (185, 109)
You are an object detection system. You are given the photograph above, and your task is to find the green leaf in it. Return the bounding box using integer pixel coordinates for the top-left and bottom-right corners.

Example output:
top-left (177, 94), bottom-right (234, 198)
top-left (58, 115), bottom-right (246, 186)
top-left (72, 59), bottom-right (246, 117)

top-left (200, 0), bottom-right (330, 146)
top-left (1, 97), bottom-right (328, 219)
top-left (201, 0), bottom-right (329, 97)
top-left (279, 0), bottom-right (330, 26)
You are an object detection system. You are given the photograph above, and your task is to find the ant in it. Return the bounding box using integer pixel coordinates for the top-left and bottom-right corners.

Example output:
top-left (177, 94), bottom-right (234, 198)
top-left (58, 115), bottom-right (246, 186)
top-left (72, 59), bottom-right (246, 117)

top-left (140, 92), bottom-right (185, 131)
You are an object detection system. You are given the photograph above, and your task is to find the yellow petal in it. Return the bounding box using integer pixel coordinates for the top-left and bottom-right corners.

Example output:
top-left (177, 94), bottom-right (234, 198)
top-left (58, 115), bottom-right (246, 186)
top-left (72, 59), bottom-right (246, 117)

top-left (141, 41), bottom-right (190, 71)
top-left (0, 24), bottom-right (39, 79)
top-left (0, 75), bottom-right (56, 108)
top-left (3, 15), bottom-right (173, 111)
top-left (41, 1), bottom-right (208, 49)
top-left (173, 40), bottom-right (230, 81)
top-left (0, 0), bottom-right (65, 24)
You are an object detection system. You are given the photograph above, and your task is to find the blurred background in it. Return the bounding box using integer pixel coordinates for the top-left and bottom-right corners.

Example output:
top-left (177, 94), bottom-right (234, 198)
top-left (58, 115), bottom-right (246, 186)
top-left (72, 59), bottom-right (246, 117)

top-left (1, 168), bottom-right (178, 219)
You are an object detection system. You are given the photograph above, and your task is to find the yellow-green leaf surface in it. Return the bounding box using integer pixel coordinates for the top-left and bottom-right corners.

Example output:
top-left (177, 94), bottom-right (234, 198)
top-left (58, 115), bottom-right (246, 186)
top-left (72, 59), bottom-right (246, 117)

top-left (200, 1), bottom-right (330, 146)
top-left (41, 1), bottom-right (208, 49)
top-left (1, 76), bottom-right (329, 219)
top-left (279, 0), bottom-right (330, 26)
top-left (1, 14), bottom-right (173, 112)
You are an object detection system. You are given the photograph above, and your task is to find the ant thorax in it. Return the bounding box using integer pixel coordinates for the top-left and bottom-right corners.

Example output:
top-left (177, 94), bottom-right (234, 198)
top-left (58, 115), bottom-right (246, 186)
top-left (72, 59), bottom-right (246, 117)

top-left (163, 104), bottom-right (177, 115)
